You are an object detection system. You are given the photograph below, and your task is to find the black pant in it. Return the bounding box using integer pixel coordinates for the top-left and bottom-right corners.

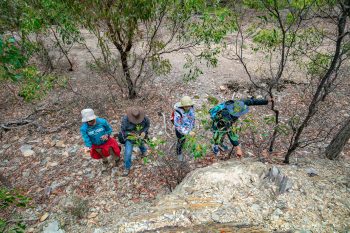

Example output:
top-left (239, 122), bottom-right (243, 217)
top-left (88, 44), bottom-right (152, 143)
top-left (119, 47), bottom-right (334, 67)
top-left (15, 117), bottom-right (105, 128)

top-left (175, 130), bottom-right (185, 155)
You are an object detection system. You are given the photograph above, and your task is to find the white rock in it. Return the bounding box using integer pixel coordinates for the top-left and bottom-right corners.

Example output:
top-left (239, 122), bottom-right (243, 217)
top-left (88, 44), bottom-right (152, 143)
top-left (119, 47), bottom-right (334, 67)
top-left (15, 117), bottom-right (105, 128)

top-left (20, 145), bottom-right (35, 157)
top-left (43, 220), bottom-right (65, 233)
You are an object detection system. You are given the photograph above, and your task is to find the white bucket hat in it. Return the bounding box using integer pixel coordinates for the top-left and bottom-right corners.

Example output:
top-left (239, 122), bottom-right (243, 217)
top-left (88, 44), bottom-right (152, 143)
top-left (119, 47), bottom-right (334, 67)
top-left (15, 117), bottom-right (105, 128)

top-left (177, 96), bottom-right (194, 107)
top-left (81, 109), bottom-right (97, 122)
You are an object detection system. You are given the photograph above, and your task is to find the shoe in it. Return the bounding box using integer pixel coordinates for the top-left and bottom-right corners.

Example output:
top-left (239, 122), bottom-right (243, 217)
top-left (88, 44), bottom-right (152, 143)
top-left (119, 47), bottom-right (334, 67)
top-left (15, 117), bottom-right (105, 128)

top-left (178, 154), bottom-right (184, 162)
top-left (140, 152), bottom-right (147, 159)
top-left (114, 157), bottom-right (120, 166)
top-left (212, 145), bottom-right (219, 156)
top-left (122, 169), bottom-right (130, 177)
top-left (219, 144), bottom-right (229, 151)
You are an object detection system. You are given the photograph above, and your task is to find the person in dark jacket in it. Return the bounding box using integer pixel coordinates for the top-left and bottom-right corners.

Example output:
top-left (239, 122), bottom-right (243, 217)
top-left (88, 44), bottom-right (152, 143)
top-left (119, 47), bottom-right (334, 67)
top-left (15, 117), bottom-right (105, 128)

top-left (210, 98), bottom-right (269, 157)
top-left (120, 107), bottom-right (150, 176)
top-left (80, 109), bottom-right (120, 165)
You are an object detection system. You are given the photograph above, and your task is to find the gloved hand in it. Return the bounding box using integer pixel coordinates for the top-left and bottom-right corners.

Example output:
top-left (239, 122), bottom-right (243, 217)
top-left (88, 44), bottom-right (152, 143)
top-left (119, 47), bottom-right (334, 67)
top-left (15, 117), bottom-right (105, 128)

top-left (189, 131), bottom-right (196, 137)
top-left (140, 132), bottom-right (146, 139)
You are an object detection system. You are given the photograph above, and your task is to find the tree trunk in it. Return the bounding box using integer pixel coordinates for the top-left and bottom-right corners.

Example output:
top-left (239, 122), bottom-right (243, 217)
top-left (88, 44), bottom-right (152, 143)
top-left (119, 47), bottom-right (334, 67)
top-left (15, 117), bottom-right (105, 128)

top-left (120, 52), bottom-right (137, 99)
top-left (284, 4), bottom-right (349, 164)
top-left (325, 116), bottom-right (350, 160)
top-left (269, 93), bottom-right (279, 152)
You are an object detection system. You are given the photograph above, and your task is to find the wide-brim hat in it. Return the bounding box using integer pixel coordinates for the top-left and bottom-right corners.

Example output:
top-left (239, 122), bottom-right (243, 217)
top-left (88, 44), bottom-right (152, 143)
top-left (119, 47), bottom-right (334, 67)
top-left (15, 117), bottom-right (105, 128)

top-left (81, 108), bottom-right (97, 122)
top-left (177, 96), bottom-right (194, 107)
top-left (127, 107), bottom-right (145, 124)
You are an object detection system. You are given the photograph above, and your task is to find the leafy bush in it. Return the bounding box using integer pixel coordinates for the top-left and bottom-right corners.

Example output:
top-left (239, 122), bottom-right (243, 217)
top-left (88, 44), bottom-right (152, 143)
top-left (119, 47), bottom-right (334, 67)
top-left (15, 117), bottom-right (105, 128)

top-left (0, 188), bottom-right (31, 233)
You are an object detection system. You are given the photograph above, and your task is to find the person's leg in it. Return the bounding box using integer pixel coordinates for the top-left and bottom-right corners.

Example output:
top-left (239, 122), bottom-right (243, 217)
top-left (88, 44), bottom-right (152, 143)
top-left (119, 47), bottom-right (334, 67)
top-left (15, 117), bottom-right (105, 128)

top-left (139, 142), bottom-right (147, 158)
top-left (212, 128), bottom-right (226, 156)
top-left (228, 132), bottom-right (241, 157)
top-left (175, 130), bottom-right (185, 161)
top-left (109, 147), bottom-right (119, 165)
top-left (95, 148), bottom-right (108, 164)
top-left (123, 140), bottom-right (133, 175)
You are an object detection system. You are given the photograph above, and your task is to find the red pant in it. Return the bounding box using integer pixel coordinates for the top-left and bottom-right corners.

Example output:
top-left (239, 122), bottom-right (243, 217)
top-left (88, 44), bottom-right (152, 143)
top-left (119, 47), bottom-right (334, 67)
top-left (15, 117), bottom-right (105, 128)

top-left (90, 137), bottom-right (121, 159)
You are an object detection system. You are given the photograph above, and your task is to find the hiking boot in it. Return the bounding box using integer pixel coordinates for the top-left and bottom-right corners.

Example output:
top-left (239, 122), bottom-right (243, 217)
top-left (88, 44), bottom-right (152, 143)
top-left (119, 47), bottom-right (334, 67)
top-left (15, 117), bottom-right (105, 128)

top-left (212, 145), bottom-right (219, 156)
top-left (114, 156), bottom-right (120, 166)
top-left (178, 154), bottom-right (184, 162)
top-left (102, 158), bottom-right (108, 165)
top-left (122, 169), bottom-right (130, 177)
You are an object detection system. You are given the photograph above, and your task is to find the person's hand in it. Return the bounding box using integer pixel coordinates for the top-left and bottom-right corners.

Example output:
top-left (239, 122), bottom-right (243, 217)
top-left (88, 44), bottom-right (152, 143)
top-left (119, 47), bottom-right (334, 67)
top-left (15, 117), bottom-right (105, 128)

top-left (101, 135), bottom-right (108, 141)
top-left (140, 132), bottom-right (146, 139)
top-left (82, 147), bottom-right (91, 154)
top-left (236, 146), bottom-right (243, 158)
top-left (189, 131), bottom-right (196, 137)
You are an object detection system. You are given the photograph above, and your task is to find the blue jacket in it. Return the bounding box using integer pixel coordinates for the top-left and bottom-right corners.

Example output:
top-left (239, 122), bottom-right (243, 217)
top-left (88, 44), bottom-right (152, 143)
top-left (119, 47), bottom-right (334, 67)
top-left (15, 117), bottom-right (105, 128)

top-left (80, 118), bottom-right (113, 148)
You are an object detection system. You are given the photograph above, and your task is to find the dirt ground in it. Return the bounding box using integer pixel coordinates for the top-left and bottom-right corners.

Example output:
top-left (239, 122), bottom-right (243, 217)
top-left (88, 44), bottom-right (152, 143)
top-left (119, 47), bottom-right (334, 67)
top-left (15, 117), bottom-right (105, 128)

top-left (0, 29), bottom-right (349, 233)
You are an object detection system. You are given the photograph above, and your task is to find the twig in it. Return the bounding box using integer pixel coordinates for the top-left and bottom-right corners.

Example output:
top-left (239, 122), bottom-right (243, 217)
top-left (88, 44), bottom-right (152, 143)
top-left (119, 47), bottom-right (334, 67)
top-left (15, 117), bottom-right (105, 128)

top-left (160, 112), bottom-right (171, 138)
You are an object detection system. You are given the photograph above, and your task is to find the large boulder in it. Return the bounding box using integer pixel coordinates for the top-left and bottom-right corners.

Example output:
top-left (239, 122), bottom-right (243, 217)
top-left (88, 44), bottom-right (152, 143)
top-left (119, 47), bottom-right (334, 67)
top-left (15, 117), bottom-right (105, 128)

top-left (114, 158), bottom-right (350, 233)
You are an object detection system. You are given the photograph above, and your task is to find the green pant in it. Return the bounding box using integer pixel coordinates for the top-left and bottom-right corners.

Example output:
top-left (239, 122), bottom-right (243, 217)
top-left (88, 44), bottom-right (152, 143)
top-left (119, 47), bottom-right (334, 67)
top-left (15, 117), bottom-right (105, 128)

top-left (212, 122), bottom-right (239, 146)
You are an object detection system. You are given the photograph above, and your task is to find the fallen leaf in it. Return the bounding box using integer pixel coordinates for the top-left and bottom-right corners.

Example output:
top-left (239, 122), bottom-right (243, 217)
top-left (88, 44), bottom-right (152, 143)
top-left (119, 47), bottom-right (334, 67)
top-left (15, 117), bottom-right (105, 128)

top-left (40, 212), bottom-right (49, 222)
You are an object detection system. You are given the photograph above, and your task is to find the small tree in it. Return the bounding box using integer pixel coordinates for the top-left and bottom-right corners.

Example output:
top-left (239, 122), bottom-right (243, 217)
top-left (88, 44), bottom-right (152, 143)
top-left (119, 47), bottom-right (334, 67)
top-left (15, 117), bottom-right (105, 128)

top-left (69, 0), bottom-right (233, 98)
top-left (284, 0), bottom-right (350, 163)
top-left (229, 0), bottom-right (314, 152)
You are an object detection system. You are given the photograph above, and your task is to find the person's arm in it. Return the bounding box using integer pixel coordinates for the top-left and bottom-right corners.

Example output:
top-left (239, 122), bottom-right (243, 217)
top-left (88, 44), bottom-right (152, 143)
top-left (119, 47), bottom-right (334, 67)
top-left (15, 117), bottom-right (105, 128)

top-left (121, 116), bottom-right (128, 133)
top-left (190, 108), bottom-right (196, 130)
top-left (80, 126), bottom-right (92, 148)
top-left (142, 117), bottom-right (150, 133)
top-left (101, 119), bottom-right (113, 136)
top-left (174, 111), bottom-right (188, 135)
top-left (242, 98), bottom-right (268, 106)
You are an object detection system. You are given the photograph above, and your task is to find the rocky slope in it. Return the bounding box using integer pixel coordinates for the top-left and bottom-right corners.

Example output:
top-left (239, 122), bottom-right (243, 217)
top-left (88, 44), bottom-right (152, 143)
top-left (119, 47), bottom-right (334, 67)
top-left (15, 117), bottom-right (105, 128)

top-left (58, 156), bottom-right (350, 233)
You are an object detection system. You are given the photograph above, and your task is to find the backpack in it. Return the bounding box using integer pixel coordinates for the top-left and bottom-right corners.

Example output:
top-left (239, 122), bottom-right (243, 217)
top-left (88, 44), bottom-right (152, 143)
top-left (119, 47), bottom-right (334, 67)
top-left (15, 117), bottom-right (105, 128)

top-left (170, 110), bottom-right (182, 125)
top-left (209, 100), bottom-right (249, 121)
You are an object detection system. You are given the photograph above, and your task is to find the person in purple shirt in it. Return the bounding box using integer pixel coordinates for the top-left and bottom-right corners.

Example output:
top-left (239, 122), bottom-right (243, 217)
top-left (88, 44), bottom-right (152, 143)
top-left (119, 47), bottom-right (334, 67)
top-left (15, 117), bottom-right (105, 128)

top-left (173, 96), bottom-right (196, 161)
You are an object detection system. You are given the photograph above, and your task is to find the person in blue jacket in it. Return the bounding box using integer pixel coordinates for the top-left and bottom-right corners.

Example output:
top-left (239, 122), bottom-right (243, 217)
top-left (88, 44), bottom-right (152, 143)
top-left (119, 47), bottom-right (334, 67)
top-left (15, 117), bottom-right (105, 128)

top-left (210, 98), bottom-right (269, 158)
top-left (80, 109), bottom-right (120, 165)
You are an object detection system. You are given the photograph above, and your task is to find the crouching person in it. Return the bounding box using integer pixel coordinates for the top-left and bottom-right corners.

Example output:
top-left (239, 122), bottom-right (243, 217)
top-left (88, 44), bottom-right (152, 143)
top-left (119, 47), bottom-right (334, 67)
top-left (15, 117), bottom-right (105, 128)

top-left (210, 98), bottom-right (268, 158)
top-left (80, 109), bottom-right (120, 166)
top-left (173, 96), bottom-right (196, 161)
top-left (120, 107), bottom-right (150, 176)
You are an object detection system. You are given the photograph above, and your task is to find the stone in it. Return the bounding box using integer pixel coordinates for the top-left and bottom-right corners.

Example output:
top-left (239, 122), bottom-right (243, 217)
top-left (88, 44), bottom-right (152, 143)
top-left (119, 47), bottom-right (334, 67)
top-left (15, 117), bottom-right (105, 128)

top-left (68, 145), bottom-right (79, 156)
top-left (279, 176), bottom-right (293, 193)
top-left (88, 212), bottom-right (99, 219)
top-left (43, 220), bottom-right (65, 233)
top-left (20, 144), bottom-right (35, 157)
top-left (48, 162), bottom-right (59, 167)
top-left (22, 170), bottom-right (30, 178)
top-left (306, 168), bottom-right (318, 177)
top-left (93, 229), bottom-right (105, 233)
top-left (55, 141), bottom-right (66, 148)
top-left (2, 144), bottom-right (11, 149)
top-left (219, 85), bottom-right (227, 91)
top-left (251, 204), bottom-right (261, 212)
top-left (27, 228), bottom-right (35, 233)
